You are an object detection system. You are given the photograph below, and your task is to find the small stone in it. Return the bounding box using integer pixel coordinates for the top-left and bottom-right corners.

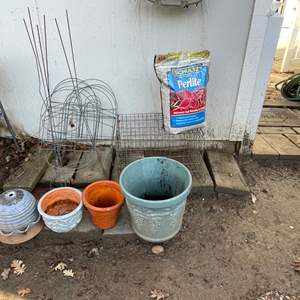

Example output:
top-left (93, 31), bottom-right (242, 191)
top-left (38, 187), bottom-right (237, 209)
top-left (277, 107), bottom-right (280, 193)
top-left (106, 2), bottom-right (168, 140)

top-left (5, 156), bottom-right (11, 162)
top-left (251, 193), bottom-right (257, 204)
top-left (289, 225), bottom-right (294, 230)
top-left (253, 210), bottom-right (258, 214)
top-left (87, 247), bottom-right (100, 258)
top-left (151, 245), bottom-right (164, 255)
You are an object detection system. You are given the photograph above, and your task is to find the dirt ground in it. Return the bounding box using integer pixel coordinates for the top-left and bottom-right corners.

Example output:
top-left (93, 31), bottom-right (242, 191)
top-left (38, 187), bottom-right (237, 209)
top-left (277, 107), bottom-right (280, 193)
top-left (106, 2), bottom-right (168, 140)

top-left (0, 157), bottom-right (299, 300)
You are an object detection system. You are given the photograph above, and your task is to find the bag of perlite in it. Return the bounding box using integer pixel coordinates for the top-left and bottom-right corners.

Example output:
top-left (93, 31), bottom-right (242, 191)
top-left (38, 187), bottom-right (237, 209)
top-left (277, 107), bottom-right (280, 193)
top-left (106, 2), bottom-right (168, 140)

top-left (154, 51), bottom-right (210, 134)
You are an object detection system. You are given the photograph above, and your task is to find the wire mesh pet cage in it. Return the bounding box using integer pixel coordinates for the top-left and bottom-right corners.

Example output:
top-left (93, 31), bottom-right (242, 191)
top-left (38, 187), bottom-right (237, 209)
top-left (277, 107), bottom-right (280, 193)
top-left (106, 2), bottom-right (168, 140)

top-left (116, 112), bottom-right (207, 177)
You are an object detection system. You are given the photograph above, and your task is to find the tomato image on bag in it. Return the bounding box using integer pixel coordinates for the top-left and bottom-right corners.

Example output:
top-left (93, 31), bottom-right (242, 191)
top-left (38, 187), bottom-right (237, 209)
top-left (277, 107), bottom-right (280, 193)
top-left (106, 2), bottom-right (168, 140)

top-left (154, 51), bottom-right (210, 134)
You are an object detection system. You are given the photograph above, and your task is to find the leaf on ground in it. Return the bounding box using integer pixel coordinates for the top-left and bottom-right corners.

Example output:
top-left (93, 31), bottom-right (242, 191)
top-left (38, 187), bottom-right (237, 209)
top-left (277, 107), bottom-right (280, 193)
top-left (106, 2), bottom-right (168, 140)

top-left (18, 287), bottom-right (32, 297)
top-left (54, 262), bottom-right (67, 271)
top-left (1, 268), bottom-right (10, 280)
top-left (150, 289), bottom-right (169, 300)
top-left (11, 260), bottom-right (26, 275)
top-left (63, 269), bottom-right (74, 277)
top-left (291, 257), bottom-right (300, 272)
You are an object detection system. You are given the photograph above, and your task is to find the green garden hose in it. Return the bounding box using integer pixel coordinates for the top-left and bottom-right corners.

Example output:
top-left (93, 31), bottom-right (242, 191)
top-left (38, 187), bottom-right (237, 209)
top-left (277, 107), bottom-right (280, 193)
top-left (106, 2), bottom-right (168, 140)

top-left (275, 73), bottom-right (300, 101)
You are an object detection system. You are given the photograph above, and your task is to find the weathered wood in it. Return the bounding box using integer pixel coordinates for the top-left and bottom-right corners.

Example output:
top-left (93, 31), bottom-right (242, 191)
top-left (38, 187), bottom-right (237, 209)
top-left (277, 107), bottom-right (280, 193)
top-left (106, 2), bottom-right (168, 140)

top-left (206, 151), bottom-right (250, 195)
top-left (285, 134), bottom-right (300, 148)
top-left (258, 127), bottom-right (295, 134)
top-left (259, 108), bottom-right (300, 127)
top-left (73, 147), bottom-right (113, 187)
top-left (264, 92), bottom-right (300, 108)
top-left (292, 127), bottom-right (300, 134)
top-left (262, 134), bottom-right (300, 159)
top-left (252, 134), bottom-right (279, 158)
top-left (40, 152), bottom-right (82, 185)
top-left (3, 150), bottom-right (53, 192)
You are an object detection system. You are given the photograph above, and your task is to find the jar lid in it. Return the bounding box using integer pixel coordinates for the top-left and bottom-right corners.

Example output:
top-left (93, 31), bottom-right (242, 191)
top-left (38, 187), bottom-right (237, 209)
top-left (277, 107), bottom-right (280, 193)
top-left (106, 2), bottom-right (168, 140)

top-left (0, 190), bottom-right (25, 206)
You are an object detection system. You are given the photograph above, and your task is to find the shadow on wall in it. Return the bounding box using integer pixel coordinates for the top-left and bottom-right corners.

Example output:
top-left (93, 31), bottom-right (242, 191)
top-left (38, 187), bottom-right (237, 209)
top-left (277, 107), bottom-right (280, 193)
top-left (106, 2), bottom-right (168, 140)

top-left (0, 64), bottom-right (32, 138)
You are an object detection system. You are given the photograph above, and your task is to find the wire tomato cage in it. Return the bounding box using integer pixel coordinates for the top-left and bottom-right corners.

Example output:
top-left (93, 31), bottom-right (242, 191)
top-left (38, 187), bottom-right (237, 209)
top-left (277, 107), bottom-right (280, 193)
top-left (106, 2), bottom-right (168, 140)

top-left (23, 8), bottom-right (117, 182)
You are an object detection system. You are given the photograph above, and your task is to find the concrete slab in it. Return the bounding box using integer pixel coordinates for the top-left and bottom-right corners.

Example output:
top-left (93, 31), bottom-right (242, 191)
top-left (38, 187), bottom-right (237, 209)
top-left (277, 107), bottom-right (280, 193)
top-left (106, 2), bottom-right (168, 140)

top-left (103, 204), bottom-right (135, 239)
top-left (32, 209), bottom-right (103, 245)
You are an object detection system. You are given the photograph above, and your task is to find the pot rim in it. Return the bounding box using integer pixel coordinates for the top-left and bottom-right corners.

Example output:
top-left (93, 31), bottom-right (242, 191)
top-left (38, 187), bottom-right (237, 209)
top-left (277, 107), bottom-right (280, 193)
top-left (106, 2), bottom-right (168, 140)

top-left (82, 180), bottom-right (124, 212)
top-left (37, 187), bottom-right (83, 220)
top-left (119, 156), bottom-right (192, 207)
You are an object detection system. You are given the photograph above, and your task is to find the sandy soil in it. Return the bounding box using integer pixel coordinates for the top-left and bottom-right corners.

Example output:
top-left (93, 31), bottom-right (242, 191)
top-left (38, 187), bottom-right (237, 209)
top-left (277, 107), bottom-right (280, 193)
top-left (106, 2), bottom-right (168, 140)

top-left (0, 157), bottom-right (299, 300)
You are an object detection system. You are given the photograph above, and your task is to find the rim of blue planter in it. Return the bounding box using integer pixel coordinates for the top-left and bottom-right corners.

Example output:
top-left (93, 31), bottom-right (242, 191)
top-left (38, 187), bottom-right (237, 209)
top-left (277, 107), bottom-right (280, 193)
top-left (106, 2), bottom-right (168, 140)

top-left (38, 187), bottom-right (83, 220)
top-left (120, 156), bottom-right (192, 209)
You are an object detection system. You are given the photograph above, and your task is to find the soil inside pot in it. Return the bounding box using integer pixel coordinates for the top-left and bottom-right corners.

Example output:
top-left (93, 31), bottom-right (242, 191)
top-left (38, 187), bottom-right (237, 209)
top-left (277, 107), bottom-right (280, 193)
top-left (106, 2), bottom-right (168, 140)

top-left (93, 198), bottom-right (118, 208)
top-left (143, 193), bottom-right (173, 201)
top-left (45, 199), bottom-right (78, 216)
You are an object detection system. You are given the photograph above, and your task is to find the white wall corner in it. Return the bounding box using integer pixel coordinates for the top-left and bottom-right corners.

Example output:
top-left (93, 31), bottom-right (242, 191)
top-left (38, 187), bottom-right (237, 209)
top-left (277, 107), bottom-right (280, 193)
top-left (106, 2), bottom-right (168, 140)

top-left (229, 0), bottom-right (274, 142)
top-left (245, 14), bottom-right (283, 144)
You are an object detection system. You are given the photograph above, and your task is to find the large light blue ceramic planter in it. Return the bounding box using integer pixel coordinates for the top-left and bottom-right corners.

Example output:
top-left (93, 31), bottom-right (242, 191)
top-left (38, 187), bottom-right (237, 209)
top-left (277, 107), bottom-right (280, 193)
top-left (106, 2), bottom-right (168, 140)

top-left (120, 157), bottom-right (192, 243)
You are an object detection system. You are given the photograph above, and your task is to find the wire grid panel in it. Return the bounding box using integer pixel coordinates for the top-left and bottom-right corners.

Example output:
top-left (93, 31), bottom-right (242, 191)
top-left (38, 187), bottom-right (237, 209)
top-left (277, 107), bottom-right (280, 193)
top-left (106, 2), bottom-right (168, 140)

top-left (117, 113), bottom-right (205, 150)
top-left (116, 148), bottom-right (206, 183)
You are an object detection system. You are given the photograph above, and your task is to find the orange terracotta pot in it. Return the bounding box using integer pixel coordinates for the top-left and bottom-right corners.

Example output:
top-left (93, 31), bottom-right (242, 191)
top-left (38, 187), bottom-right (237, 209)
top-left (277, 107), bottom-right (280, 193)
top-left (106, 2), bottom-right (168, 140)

top-left (83, 181), bottom-right (124, 229)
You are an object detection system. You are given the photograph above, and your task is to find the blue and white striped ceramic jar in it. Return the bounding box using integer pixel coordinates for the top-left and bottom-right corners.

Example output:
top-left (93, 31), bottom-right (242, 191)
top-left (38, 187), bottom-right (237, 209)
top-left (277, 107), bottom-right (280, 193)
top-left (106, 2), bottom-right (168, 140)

top-left (0, 189), bottom-right (40, 236)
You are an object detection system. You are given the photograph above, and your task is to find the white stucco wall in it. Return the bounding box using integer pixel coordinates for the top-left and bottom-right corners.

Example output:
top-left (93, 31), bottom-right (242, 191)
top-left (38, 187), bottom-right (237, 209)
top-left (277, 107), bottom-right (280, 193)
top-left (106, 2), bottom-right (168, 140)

top-left (0, 0), bottom-right (254, 140)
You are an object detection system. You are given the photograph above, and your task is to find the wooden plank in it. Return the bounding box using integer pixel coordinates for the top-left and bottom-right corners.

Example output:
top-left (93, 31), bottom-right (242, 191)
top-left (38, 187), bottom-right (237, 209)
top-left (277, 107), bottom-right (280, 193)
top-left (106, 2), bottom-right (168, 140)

top-left (3, 150), bottom-right (52, 192)
top-left (73, 147), bottom-right (113, 187)
top-left (285, 134), bottom-right (300, 148)
top-left (293, 127), bottom-right (300, 134)
top-left (206, 151), bottom-right (250, 195)
top-left (40, 152), bottom-right (82, 185)
top-left (262, 134), bottom-right (300, 159)
top-left (264, 95), bottom-right (300, 108)
top-left (293, 109), bottom-right (300, 118)
top-left (258, 127), bottom-right (296, 134)
top-left (252, 134), bottom-right (279, 158)
top-left (259, 108), bottom-right (300, 127)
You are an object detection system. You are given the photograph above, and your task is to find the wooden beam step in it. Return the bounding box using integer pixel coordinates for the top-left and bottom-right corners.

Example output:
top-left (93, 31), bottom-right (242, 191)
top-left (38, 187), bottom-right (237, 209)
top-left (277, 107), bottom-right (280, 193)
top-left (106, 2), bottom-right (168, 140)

top-left (206, 151), bottom-right (250, 196)
top-left (40, 152), bottom-right (82, 185)
top-left (73, 147), bottom-right (113, 187)
top-left (262, 134), bottom-right (300, 159)
top-left (3, 150), bottom-right (52, 192)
